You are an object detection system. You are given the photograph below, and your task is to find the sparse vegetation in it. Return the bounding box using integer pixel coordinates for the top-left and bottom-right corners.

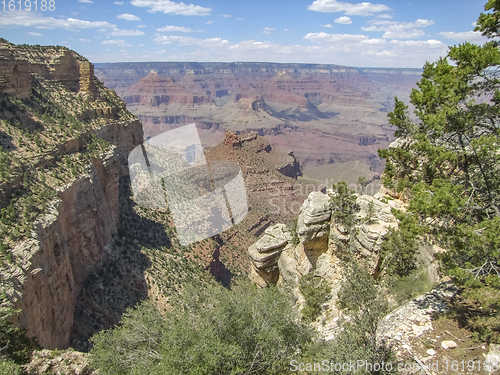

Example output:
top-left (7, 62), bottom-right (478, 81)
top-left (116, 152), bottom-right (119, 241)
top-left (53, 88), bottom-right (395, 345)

top-left (299, 273), bottom-right (332, 323)
top-left (329, 182), bottom-right (359, 230)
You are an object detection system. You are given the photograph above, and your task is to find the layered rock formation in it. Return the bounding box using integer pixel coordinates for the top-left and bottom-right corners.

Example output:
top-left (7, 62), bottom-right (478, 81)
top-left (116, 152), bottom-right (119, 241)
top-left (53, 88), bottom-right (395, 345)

top-left (0, 40), bottom-right (142, 349)
top-left (246, 188), bottom-right (430, 339)
top-left (248, 224), bottom-right (291, 288)
top-left (0, 42), bottom-right (100, 97)
top-left (95, 62), bottom-right (422, 173)
top-left (123, 70), bottom-right (213, 106)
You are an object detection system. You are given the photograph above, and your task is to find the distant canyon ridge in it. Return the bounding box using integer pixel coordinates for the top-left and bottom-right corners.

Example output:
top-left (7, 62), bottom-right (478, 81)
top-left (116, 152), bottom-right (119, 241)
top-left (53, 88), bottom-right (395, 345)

top-left (95, 62), bottom-right (422, 181)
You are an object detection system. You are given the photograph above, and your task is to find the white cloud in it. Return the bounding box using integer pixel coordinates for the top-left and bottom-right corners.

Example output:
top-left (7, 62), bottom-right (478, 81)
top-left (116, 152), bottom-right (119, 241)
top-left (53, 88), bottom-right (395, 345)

top-left (304, 32), bottom-right (370, 43)
top-left (79, 38), bottom-right (91, 42)
top-left (334, 16), bottom-right (352, 24)
top-left (102, 39), bottom-right (132, 47)
top-left (362, 19), bottom-right (434, 39)
top-left (26, 31), bottom-right (42, 36)
top-left (157, 25), bottom-right (194, 32)
top-left (93, 31), bottom-right (446, 67)
top-left (114, 1), bottom-right (124, 4)
top-left (0, 12), bottom-right (114, 30)
top-left (220, 14), bottom-right (232, 18)
top-left (117, 13), bottom-right (141, 21)
top-left (237, 18), bottom-right (244, 21)
top-left (377, 14), bottom-right (392, 19)
top-left (153, 35), bottom-right (230, 47)
top-left (206, 20), bottom-right (214, 24)
top-left (78, 0), bottom-right (94, 3)
top-left (263, 27), bottom-right (275, 34)
top-left (321, 24), bottom-right (333, 28)
top-left (109, 27), bottom-right (145, 36)
top-left (439, 31), bottom-right (487, 44)
top-left (308, 0), bottom-right (391, 16)
top-left (130, 0), bottom-right (212, 16)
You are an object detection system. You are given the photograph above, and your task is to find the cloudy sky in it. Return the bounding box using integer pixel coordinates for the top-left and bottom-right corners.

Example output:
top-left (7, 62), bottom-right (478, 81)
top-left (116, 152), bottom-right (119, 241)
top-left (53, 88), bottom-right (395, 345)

top-left (0, 0), bottom-right (490, 68)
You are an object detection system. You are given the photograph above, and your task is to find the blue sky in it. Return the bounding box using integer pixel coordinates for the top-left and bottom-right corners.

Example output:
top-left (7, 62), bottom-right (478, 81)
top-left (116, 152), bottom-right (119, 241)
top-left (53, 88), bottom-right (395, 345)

top-left (0, 0), bottom-right (490, 68)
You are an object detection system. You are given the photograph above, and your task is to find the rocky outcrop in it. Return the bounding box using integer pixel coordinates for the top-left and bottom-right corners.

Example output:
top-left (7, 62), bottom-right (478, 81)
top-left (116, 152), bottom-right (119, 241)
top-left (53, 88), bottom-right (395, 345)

top-left (78, 60), bottom-right (96, 94)
top-left (25, 349), bottom-right (96, 375)
top-left (376, 282), bottom-right (458, 351)
top-left (292, 192), bottom-right (332, 276)
top-left (0, 41), bottom-right (99, 97)
top-left (248, 224), bottom-right (291, 287)
top-left (4, 150), bottom-right (121, 349)
top-left (247, 189), bottom-right (431, 340)
top-left (123, 71), bottom-right (213, 106)
top-left (0, 46), bottom-right (32, 98)
top-left (240, 132), bottom-right (301, 179)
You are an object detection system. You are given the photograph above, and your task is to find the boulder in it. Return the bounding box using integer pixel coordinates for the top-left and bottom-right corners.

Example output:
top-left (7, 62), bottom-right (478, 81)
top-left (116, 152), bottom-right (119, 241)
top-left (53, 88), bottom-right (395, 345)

top-left (297, 192), bottom-right (331, 251)
top-left (248, 224), bottom-right (291, 287)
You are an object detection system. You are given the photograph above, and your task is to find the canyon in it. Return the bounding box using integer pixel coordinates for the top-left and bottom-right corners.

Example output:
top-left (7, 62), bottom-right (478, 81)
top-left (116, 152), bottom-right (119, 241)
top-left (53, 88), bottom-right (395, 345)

top-left (2, 41), bottom-right (497, 374)
top-left (0, 41), bottom-right (328, 352)
top-left (95, 62), bottom-right (422, 181)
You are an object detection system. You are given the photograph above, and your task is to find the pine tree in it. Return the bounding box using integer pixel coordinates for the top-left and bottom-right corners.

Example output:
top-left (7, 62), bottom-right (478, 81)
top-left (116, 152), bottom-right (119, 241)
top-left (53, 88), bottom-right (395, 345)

top-left (378, 0), bottom-right (500, 343)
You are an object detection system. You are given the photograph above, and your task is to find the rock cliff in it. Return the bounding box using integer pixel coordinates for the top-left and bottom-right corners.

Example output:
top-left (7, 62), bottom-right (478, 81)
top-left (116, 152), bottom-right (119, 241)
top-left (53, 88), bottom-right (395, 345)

top-left (0, 40), bottom-right (142, 349)
top-left (247, 187), bottom-right (442, 341)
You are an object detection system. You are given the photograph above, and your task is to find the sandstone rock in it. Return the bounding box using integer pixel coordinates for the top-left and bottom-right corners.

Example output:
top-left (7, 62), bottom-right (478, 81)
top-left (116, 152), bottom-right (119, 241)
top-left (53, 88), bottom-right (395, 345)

top-left (248, 224), bottom-right (291, 287)
top-left (297, 192), bottom-right (331, 250)
top-left (328, 193), bottom-right (399, 275)
top-left (441, 340), bottom-right (458, 349)
top-left (223, 129), bottom-right (241, 150)
top-left (248, 244), bottom-right (282, 269)
top-left (254, 223), bottom-right (291, 253)
top-left (377, 282), bottom-right (459, 353)
top-left (9, 151), bottom-right (122, 349)
top-left (277, 245), bottom-right (300, 284)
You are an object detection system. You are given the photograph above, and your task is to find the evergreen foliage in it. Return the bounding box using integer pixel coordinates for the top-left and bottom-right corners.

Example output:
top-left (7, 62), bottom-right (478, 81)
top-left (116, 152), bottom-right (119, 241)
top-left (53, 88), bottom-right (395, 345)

top-left (91, 280), bottom-right (314, 375)
top-left (329, 182), bottom-right (359, 230)
top-left (299, 273), bottom-right (331, 322)
top-left (323, 260), bottom-right (395, 375)
top-left (378, 0), bottom-right (500, 343)
top-left (0, 293), bottom-right (39, 366)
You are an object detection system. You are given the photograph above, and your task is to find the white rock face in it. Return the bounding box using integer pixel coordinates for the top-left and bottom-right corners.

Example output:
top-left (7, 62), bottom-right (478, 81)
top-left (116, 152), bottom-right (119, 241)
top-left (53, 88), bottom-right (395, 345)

top-left (296, 192), bottom-right (332, 251)
top-left (248, 224), bottom-right (291, 287)
top-left (376, 282), bottom-right (458, 354)
top-left (247, 189), bottom-right (444, 344)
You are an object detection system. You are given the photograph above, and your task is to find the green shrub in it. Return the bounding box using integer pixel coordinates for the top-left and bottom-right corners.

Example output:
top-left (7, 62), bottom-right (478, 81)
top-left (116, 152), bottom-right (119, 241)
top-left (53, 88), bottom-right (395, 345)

top-left (380, 210), bottom-right (421, 278)
top-left (299, 273), bottom-right (331, 323)
top-left (388, 269), bottom-right (433, 306)
top-left (330, 182), bottom-right (359, 230)
top-left (317, 260), bottom-right (395, 374)
top-left (0, 359), bottom-right (23, 375)
top-left (91, 280), bottom-right (314, 375)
